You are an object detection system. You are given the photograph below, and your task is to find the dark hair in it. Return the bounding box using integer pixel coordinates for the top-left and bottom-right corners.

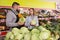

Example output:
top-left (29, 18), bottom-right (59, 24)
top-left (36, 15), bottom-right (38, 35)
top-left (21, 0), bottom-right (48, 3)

top-left (29, 8), bottom-right (34, 11)
top-left (29, 8), bottom-right (35, 15)
top-left (12, 2), bottom-right (20, 7)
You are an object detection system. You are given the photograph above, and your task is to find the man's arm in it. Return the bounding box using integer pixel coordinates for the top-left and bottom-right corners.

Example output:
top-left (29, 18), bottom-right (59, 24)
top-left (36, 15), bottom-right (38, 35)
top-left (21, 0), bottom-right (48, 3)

top-left (6, 11), bottom-right (19, 27)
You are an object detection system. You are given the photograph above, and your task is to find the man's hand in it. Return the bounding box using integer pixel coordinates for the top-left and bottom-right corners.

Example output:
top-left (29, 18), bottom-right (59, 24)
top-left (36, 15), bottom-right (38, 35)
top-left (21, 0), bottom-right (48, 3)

top-left (18, 22), bottom-right (24, 25)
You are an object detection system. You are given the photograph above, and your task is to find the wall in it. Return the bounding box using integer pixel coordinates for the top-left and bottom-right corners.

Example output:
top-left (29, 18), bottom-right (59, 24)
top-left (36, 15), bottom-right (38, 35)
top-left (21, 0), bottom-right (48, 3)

top-left (0, 0), bottom-right (56, 9)
top-left (42, 0), bottom-right (60, 4)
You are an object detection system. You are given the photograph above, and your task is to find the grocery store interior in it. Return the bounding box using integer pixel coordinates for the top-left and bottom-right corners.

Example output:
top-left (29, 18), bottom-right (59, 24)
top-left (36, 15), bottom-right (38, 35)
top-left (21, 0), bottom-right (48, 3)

top-left (0, 0), bottom-right (60, 40)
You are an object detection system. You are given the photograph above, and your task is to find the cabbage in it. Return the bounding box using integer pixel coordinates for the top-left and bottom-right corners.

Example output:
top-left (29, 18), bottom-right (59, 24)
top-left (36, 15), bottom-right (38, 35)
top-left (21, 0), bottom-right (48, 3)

top-left (21, 39), bottom-right (24, 40)
top-left (47, 36), bottom-right (57, 40)
top-left (15, 34), bottom-right (23, 40)
top-left (12, 28), bottom-right (20, 36)
top-left (5, 32), bottom-right (14, 40)
top-left (24, 33), bottom-right (31, 40)
top-left (20, 27), bottom-right (29, 34)
top-left (31, 34), bottom-right (40, 40)
top-left (31, 29), bottom-right (40, 40)
top-left (31, 20), bottom-right (36, 25)
top-left (31, 28), bottom-right (40, 35)
top-left (39, 30), bottom-right (51, 40)
top-left (9, 33), bottom-right (14, 40)
top-left (38, 26), bottom-right (47, 31)
top-left (5, 32), bottom-right (12, 40)
top-left (19, 17), bottom-right (26, 22)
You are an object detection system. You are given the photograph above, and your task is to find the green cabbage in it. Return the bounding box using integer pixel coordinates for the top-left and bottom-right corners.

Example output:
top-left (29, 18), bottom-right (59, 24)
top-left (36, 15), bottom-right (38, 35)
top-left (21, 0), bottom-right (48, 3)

top-left (15, 34), bottom-right (23, 40)
top-left (21, 39), bottom-right (24, 40)
top-left (39, 30), bottom-right (50, 40)
top-left (47, 36), bottom-right (57, 40)
top-left (31, 34), bottom-right (40, 40)
top-left (31, 29), bottom-right (40, 40)
top-left (12, 28), bottom-right (20, 36)
top-left (19, 17), bottom-right (26, 22)
top-left (9, 33), bottom-right (14, 40)
top-left (24, 33), bottom-right (31, 40)
top-left (5, 32), bottom-right (14, 40)
top-left (20, 27), bottom-right (29, 34)
top-left (31, 28), bottom-right (40, 35)
top-left (5, 27), bottom-right (51, 40)
top-left (5, 32), bottom-right (12, 40)
top-left (38, 26), bottom-right (47, 31)
top-left (31, 20), bottom-right (36, 25)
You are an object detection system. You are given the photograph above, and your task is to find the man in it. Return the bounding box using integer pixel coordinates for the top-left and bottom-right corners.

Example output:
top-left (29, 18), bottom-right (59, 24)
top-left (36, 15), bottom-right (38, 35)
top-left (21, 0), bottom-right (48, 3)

top-left (6, 2), bottom-right (24, 29)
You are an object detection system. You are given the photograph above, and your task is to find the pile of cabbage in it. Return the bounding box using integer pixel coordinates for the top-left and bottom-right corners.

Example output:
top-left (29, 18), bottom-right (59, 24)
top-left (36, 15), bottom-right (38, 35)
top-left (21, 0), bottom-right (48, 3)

top-left (5, 26), bottom-right (51, 40)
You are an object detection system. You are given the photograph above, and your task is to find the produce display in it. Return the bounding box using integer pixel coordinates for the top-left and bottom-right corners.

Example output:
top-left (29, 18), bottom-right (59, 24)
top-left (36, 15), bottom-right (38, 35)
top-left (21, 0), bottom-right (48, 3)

top-left (39, 20), bottom-right (60, 40)
top-left (0, 8), bottom-right (60, 40)
top-left (5, 26), bottom-right (58, 40)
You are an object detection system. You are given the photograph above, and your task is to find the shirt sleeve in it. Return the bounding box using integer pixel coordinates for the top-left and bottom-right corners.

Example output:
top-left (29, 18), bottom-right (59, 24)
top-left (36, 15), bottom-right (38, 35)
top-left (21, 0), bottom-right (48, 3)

top-left (6, 11), bottom-right (19, 27)
top-left (35, 16), bottom-right (39, 26)
top-left (25, 16), bottom-right (30, 27)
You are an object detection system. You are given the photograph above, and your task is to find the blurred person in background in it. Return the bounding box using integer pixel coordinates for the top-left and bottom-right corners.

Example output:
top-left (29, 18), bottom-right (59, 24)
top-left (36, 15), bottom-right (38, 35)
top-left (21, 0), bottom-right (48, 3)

top-left (25, 8), bottom-right (39, 29)
top-left (6, 2), bottom-right (24, 29)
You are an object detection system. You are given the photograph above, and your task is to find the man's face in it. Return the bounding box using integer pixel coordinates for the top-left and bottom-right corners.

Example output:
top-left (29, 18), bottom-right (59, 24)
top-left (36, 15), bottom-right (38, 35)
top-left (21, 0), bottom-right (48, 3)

top-left (17, 5), bottom-right (20, 10)
top-left (13, 4), bottom-right (20, 10)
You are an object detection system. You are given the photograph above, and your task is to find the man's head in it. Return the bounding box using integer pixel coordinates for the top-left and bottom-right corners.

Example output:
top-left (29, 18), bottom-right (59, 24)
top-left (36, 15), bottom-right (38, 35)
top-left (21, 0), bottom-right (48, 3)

top-left (12, 2), bottom-right (20, 10)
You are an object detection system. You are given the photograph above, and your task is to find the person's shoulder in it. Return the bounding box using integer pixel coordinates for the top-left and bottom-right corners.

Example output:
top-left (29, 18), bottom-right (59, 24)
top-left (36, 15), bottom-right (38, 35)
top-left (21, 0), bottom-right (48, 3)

top-left (7, 10), bottom-right (14, 16)
top-left (7, 8), bottom-right (13, 13)
top-left (8, 10), bottom-right (12, 13)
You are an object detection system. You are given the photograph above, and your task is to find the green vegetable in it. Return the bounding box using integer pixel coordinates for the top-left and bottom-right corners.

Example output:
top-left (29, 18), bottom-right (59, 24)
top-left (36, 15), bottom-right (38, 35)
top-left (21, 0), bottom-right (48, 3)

top-left (39, 30), bottom-right (50, 40)
top-left (47, 35), bottom-right (56, 40)
top-left (24, 33), bottom-right (31, 40)
top-left (20, 27), bottom-right (29, 34)
top-left (15, 34), bottom-right (23, 40)
top-left (31, 20), bottom-right (36, 25)
top-left (5, 32), bottom-right (12, 40)
top-left (12, 28), bottom-right (20, 36)
top-left (47, 37), bottom-right (56, 40)
top-left (38, 26), bottom-right (47, 32)
top-left (9, 33), bottom-right (14, 40)
top-left (19, 17), bottom-right (26, 22)
top-left (31, 34), bottom-right (40, 40)
top-left (21, 39), bottom-right (24, 40)
top-left (5, 32), bottom-right (14, 40)
top-left (31, 28), bottom-right (40, 35)
top-left (5, 27), bottom-right (52, 40)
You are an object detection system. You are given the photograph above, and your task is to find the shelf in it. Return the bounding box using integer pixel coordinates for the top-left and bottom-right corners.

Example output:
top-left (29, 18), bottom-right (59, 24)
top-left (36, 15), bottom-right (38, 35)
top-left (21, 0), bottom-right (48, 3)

top-left (38, 16), bottom-right (60, 20)
top-left (0, 15), bottom-right (6, 19)
top-left (0, 31), bottom-right (9, 37)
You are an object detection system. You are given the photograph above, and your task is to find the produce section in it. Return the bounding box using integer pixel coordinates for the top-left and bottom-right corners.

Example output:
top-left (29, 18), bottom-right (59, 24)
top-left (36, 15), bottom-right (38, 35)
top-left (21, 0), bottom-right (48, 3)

top-left (0, 0), bottom-right (60, 40)
top-left (0, 8), bottom-right (60, 40)
top-left (4, 26), bottom-right (59, 40)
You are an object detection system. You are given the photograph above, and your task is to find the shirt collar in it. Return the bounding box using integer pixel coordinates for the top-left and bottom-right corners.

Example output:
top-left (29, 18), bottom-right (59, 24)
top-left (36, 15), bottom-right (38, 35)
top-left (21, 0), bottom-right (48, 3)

top-left (11, 8), bottom-right (18, 15)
